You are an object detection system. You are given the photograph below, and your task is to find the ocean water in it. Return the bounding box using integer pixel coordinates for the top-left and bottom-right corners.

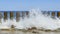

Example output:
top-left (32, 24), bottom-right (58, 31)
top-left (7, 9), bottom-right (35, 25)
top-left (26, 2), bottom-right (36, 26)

top-left (0, 9), bottom-right (60, 30)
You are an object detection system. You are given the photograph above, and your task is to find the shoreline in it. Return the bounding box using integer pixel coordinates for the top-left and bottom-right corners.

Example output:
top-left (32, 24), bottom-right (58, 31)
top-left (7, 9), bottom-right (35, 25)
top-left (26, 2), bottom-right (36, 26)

top-left (0, 28), bottom-right (60, 32)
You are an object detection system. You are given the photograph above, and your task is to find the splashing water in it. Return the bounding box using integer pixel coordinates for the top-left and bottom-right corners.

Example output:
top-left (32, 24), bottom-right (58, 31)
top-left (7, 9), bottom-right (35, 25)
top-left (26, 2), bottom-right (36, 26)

top-left (0, 9), bottom-right (60, 30)
top-left (15, 9), bottom-right (60, 30)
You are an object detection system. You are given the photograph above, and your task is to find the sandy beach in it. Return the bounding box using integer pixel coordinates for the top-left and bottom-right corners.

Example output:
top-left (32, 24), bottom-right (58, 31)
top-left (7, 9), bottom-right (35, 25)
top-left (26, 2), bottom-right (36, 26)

top-left (0, 29), bottom-right (60, 34)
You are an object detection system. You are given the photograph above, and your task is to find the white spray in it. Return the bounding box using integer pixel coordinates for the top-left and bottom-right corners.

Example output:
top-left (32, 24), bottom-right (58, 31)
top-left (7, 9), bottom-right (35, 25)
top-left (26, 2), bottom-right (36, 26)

top-left (0, 9), bottom-right (60, 30)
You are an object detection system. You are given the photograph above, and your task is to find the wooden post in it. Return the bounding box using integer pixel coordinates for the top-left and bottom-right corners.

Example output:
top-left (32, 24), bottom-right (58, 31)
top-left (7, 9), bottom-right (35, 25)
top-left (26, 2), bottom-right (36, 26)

top-left (4, 12), bottom-right (8, 21)
top-left (16, 12), bottom-right (20, 22)
top-left (51, 12), bottom-right (55, 19)
top-left (57, 12), bottom-right (60, 17)
top-left (26, 11), bottom-right (29, 17)
top-left (0, 12), bottom-right (2, 23)
top-left (10, 12), bottom-right (14, 20)
top-left (22, 11), bottom-right (25, 19)
top-left (52, 12), bottom-right (55, 17)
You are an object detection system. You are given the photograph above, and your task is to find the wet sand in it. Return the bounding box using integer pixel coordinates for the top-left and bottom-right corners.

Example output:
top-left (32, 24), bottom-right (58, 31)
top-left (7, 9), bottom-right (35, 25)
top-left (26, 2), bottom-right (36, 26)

top-left (0, 29), bottom-right (60, 34)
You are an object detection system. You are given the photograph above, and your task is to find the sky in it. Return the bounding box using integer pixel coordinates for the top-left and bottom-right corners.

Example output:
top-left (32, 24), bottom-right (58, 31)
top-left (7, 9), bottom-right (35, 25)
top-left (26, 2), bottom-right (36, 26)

top-left (0, 0), bottom-right (60, 11)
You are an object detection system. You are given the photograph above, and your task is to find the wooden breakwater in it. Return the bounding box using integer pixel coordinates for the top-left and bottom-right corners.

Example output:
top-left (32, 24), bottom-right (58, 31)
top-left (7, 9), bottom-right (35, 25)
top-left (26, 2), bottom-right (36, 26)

top-left (42, 11), bottom-right (60, 18)
top-left (0, 11), bottom-right (29, 22)
top-left (0, 11), bottom-right (60, 22)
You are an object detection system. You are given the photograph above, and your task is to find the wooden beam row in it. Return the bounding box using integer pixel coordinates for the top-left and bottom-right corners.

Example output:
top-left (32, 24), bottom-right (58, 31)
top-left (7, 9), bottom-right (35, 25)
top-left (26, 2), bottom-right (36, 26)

top-left (0, 11), bottom-right (29, 22)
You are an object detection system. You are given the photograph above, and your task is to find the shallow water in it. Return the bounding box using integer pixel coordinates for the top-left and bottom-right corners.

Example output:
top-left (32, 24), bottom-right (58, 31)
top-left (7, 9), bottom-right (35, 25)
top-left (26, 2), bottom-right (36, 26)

top-left (0, 30), bottom-right (60, 34)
